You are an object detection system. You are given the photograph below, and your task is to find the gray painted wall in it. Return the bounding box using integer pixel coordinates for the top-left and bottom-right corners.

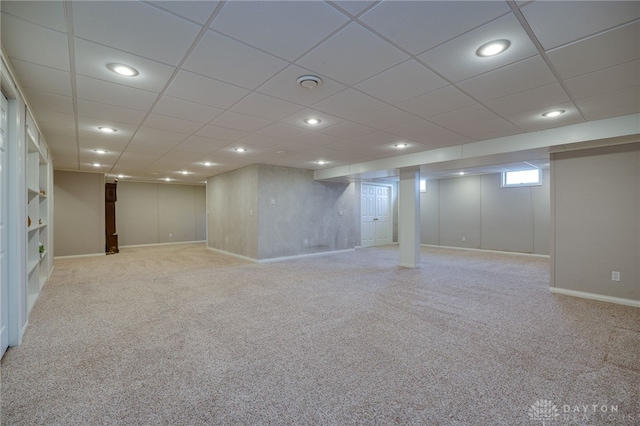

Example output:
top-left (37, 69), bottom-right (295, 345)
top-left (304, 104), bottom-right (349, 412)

top-left (53, 170), bottom-right (105, 256)
top-left (117, 182), bottom-right (205, 246)
top-left (420, 169), bottom-right (550, 254)
top-left (257, 164), bottom-right (355, 259)
top-left (206, 164), bottom-right (356, 260)
top-left (207, 165), bottom-right (259, 259)
top-left (552, 142), bottom-right (639, 301)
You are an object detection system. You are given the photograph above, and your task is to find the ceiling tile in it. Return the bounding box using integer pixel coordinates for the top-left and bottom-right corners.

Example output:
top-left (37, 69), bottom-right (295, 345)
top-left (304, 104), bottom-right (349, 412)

top-left (351, 106), bottom-right (418, 130)
top-left (23, 88), bottom-right (74, 115)
top-left (359, 1), bottom-right (510, 55)
top-left (312, 89), bottom-right (388, 121)
top-left (385, 119), bottom-right (446, 140)
top-left (180, 135), bottom-right (230, 150)
top-left (77, 99), bottom-right (147, 126)
top-left (318, 121), bottom-right (375, 139)
top-left (209, 111), bottom-right (271, 133)
top-left (72, 1), bottom-right (202, 65)
top-left (457, 55), bottom-right (557, 101)
top-left (143, 113), bottom-right (203, 134)
top-left (547, 22), bottom-right (640, 79)
top-left (331, 1), bottom-right (377, 16)
top-left (9, 59), bottom-right (71, 96)
top-left (211, 1), bottom-right (349, 61)
top-left (521, 1), bottom-right (640, 50)
top-left (419, 14), bottom-right (539, 83)
top-left (76, 75), bottom-right (158, 111)
top-left (295, 132), bottom-right (350, 148)
top-left (151, 96), bottom-right (223, 124)
top-left (236, 134), bottom-right (290, 149)
top-left (564, 61), bottom-right (640, 100)
top-left (506, 103), bottom-right (584, 131)
top-left (1, 0), bottom-right (66, 32)
top-left (230, 92), bottom-right (304, 121)
top-left (483, 83), bottom-right (572, 117)
top-left (428, 104), bottom-right (500, 129)
top-left (396, 86), bottom-right (477, 119)
top-left (449, 117), bottom-right (519, 140)
top-left (164, 70), bottom-right (250, 109)
top-left (31, 110), bottom-right (75, 128)
top-left (1, 14), bottom-right (70, 71)
top-left (420, 130), bottom-right (472, 148)
top-left (76, 117), bottom-right (137, 139)
top-left (131, 127), bottom-right (188, 147)
top-left (352, 129), bottom-right (402, 145)
top-left (354, 60), bottom-right (448, 104)
top-left (256, 65), bottom-right (347, 107)
top-left (575, 86), bottom-right (640, 115)
top-left (146, 1), bottom-right (220, 25)
top-left (582, 104), bottom-right (640, 121)
top-left (73, 39), bottom-right (176, 93)
top-left (184, 30), bottom-right (288, 90)
top-left (255, 123), bottom-right (312, 141)
top-left (196, 125), bottom-right (250, 142)
top-left (296, 22), bottom-right (409, 86)
top-left (280, 108), bottom-right (344, 130)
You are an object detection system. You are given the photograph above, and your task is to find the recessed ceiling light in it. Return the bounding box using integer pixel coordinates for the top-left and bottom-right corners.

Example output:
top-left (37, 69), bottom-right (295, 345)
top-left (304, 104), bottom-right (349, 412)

top-left (98, 126), bottom-right (117, 133)
top-left (317, 160), bottom-right (328, 165)
top-left (94, 149), bottom-right (108, 154)
top-left (542, 110), bottom-right (566, 118)
top-left (234, 147), bottom-right (246, 153)
top-left (164, 177), bottom-right (172, 182)
top-left (117, 174), bottom-right (126, 179)
top-left (202, 162), bottom-right (214, 166)
top-left (476, 39), bottom-right (511, 57)
top-left (297, 75), bottom-right (322, 89)
top-left (107, 63), bottom-right (139, 77)
top-left (179, 170), bottom-right (189, 175)
top-left (459, 171), bottom-right (465, 176)
top-left (394, 143), bottom-right (409, 149)
top-left (92, 163), bottom-right (101, 167)
top-left (304, 118), bottom-right (321, 125)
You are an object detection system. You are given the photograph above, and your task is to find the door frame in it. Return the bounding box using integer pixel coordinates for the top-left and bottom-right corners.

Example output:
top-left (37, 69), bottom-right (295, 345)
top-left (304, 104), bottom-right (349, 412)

top-left (360, 183), bottom-right (393, 247)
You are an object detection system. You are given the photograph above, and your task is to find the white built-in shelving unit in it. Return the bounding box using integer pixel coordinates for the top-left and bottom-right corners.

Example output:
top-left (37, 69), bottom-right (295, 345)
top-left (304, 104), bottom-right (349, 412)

top-left (26, 118), bottom-right (51, 315)
top-left (2, 50), bottom-right (53, 349)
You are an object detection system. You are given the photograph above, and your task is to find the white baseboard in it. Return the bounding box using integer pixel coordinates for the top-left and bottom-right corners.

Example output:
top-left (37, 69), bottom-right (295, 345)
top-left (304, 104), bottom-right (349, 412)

top-left (549, 287), bottom-right (640, 308)
top-left (54, 252), bottom-right (105, 260)
top-left (206, 247), bottom-right (257, 263)
top-left (258, 248), bottom-right (355, 264)
top-left (420, 244), bottom-right (550, 259)
top-left (120, 240), bottom-right (205, 249)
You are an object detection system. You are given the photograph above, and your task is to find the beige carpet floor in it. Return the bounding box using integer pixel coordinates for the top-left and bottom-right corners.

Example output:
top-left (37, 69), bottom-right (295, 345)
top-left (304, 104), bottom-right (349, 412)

top-left (1, 243), bottom-right (638, 425)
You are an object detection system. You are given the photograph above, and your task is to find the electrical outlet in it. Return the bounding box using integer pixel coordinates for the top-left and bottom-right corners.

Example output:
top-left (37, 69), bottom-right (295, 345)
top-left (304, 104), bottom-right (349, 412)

top-left (611, 271), bottom-right (620, 282)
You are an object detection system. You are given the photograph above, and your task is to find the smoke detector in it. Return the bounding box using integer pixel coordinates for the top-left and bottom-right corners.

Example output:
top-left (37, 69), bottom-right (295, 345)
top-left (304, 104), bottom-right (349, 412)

top-left (297, 75), bottom-right (322, 89)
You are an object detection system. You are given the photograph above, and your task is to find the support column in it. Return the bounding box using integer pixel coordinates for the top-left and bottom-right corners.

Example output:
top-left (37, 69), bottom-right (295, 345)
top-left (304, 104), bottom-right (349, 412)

top-left (399, 167), bottom-right (421, 268)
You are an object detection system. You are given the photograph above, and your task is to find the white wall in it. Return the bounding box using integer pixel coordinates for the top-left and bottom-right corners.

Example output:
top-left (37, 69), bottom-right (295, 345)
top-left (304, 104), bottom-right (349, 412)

top-left (420, 170), bottom-right (550, 255)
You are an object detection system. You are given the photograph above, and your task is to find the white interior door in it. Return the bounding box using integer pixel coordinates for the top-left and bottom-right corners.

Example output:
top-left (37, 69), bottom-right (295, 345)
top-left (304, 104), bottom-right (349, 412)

top-left (361, 184), bottom-right (392, 247)
top-left (1, 94), bottom-right (9, 357)
top-left (375, 186), bottom-right (391, 245)
top-left (361, 185), bottom-right (376, 247)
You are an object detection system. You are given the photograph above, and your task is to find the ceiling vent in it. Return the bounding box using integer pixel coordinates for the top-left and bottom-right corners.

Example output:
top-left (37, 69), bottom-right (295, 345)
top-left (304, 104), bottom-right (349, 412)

top-left (297, 75), bottom-right (322, 89)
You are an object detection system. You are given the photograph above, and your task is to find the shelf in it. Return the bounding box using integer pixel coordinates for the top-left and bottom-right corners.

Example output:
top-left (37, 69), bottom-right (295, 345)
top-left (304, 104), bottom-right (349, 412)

top-left (28, 259), bottom-right (38, 275)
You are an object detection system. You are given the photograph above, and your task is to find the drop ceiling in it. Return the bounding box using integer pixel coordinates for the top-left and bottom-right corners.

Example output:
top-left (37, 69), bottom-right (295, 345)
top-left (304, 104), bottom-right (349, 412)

top-left (1, 1), bottom-right (638, 184)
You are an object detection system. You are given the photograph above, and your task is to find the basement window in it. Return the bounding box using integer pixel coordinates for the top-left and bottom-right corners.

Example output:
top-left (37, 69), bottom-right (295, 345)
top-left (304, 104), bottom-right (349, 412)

top-left (501, 169), bottom-right (541, 187)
